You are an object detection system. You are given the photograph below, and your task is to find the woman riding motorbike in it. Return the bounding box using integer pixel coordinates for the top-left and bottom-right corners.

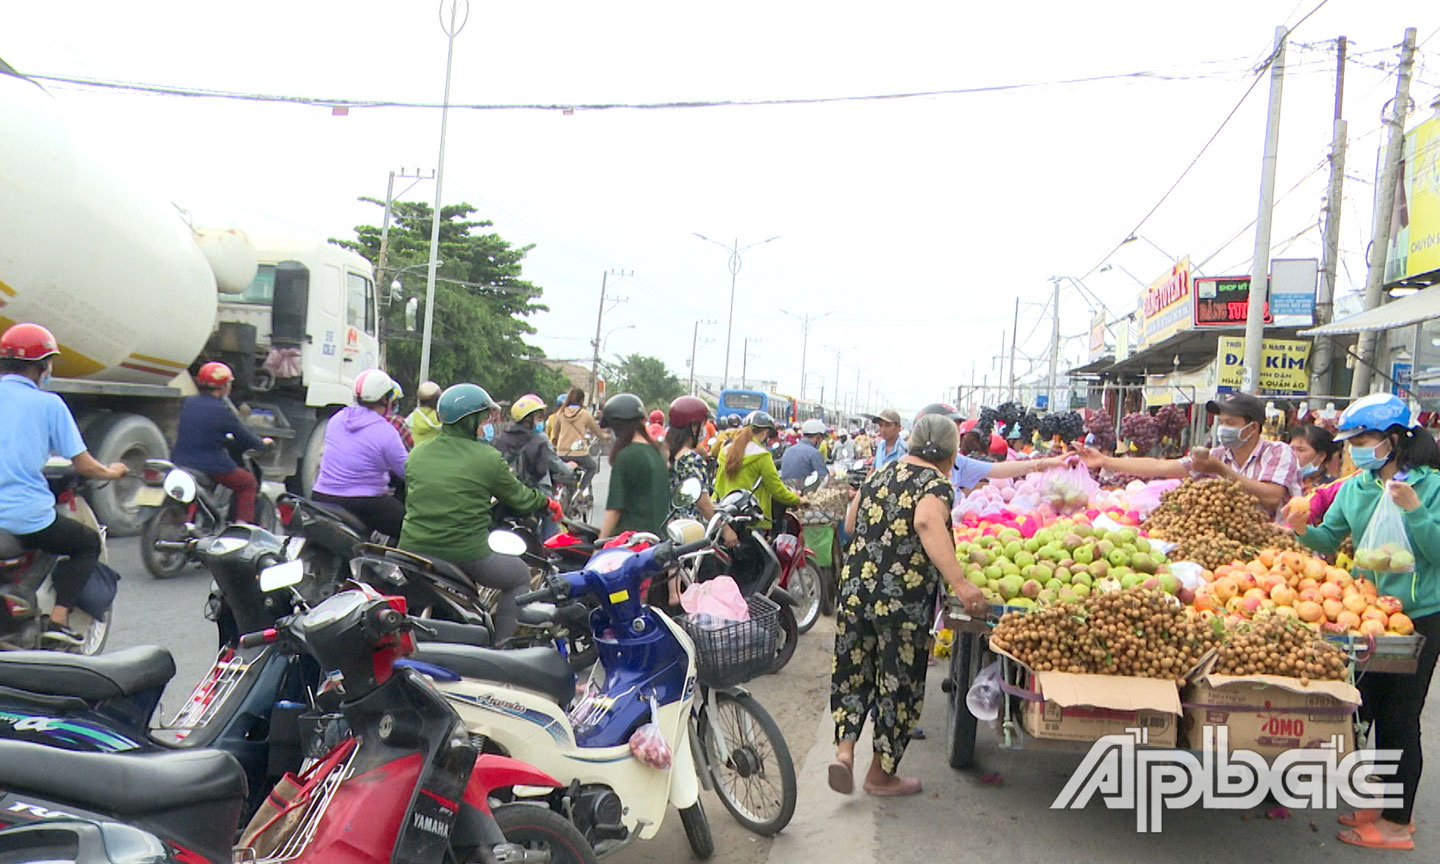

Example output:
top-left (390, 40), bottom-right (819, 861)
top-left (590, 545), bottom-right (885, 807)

top-left (494, 393), bottom-right (575, 538)
top-left (549, 387), bottom-right (605, 497)
top-left (310, 368), bottom-right (410, 540)
top-left (597, 393), bottom-right (669, 540)
top-left (714, 411), bottom-right (806, 531)
top-left (660, 396), bottom-right (739, 606)
top-left (170, 361), bottom-right (272, 524)
top-left (399, 383), bottom-right (563, 641)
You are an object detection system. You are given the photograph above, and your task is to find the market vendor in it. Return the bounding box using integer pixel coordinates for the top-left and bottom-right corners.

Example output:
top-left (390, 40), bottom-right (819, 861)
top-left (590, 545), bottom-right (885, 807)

top-left (1075, 392), bottom-right (1300, 517)
top-left (1282, 393), bottom-right (1440, 852)
top-left (917, 404), bottom-right (1067, 492)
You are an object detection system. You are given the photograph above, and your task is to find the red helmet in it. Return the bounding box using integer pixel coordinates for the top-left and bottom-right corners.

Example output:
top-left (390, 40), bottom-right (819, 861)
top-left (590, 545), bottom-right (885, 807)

top-left (649, 409), bottom-right (664, 424)
top-left (668, 396), bottom-right (708, 428)
top-left (196, 361), bottom-right (234, 388)
top-left (989, 433), bottom-right (1009, 457)
top-left (0, 323), bottom-right (60, 361)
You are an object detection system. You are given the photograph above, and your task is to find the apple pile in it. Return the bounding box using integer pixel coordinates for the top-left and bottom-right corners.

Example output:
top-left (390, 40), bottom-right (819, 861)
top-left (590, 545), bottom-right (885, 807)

top-left (1190, 549), bottom-right (1415, 637)
top-left (955, 518), bottom-right (1176, 609)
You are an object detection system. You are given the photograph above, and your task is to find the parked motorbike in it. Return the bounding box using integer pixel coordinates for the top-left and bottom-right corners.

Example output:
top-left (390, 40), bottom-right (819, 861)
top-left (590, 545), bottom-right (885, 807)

top-left (0, 578), bottom-right (596, 864)
top-left (136, 452), bottom-right (276, 578)
top-left (0, 461), bottom-right (114, 655)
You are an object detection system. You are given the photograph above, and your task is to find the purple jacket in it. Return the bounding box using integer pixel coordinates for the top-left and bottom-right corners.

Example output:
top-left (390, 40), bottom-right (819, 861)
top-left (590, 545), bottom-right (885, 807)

top-left (312, 406), bottom-right (408, 497)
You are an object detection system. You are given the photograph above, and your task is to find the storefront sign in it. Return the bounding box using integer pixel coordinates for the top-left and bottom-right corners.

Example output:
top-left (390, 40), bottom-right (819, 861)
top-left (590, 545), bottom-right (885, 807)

top-left (1270, 259), bottom-right (1318, 326)
top-left (1138, 259), bottom-right (1193, 348)
top-left (1215, 336), bottom-right (1311, 396)
top-left (1385, 113), bottom-right (1440, 285)
top-left (1194, 276), bottom-right (1271, 327)
top-left (1089, 311), bottom-right (1107, 361)
top-left (1392, 361), bottom-right (1412, 398)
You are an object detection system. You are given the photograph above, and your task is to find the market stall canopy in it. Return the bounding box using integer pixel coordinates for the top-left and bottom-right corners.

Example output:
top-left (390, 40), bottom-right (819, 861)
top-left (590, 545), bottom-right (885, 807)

top-left (1303, 285), bottom-right (1440, 336)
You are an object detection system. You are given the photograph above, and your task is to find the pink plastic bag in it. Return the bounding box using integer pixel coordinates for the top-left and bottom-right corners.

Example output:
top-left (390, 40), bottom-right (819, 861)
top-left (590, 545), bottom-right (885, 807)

top-left (1036, 461), bottom-right (1100, 515)
top-left (628, 696), bottom-right (672, 769)
top-left (680, 575), bottom-right (749, 621)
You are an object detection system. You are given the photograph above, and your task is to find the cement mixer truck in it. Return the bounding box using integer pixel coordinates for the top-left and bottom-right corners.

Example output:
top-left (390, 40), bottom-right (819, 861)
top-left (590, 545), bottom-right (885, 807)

top-left (0, 59), bottom-right (382, 535)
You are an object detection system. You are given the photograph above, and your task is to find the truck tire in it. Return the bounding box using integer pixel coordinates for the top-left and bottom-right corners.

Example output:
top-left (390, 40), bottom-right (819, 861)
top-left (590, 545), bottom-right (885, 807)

top-left (88, 414), bottom-right (169, 537)
top-left (298, 415), bottom-right (330, 497)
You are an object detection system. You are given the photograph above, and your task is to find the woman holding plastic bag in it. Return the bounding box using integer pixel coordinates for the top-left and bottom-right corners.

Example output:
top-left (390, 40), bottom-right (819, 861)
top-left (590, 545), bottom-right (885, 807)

top-left (1283, 394), bottom-right (1440, 852)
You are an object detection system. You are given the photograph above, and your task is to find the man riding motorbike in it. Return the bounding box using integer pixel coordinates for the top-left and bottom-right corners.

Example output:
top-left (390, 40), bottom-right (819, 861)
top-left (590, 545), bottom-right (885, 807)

top-left (781, 418), bottom-right (830, 483)
top-left (310, 368), bottom-right (410, 539)
top-left (169, 361), bottom-right (273, 524)
top-left (494, 393), bottom-right (575, 538)
top-left (0, 323), bottom-right (128, 646)
top-left (399, 383), bottom-right (563, 641)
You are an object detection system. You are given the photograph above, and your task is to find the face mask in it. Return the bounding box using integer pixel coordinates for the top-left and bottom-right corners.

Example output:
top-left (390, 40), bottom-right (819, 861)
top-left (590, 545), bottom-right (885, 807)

top-left (1300, 462), bottom-right (1321, 478)
top-left (1215, 423), bottom-right (1251, 449)
top-left (1350, 441), bottom-right (1391, 471)
top-left (39, 364), bottom-right (52, 388)
top-left (535, 419), bottom-right (546, 432)
top-left (482, 423), bottom-right (495, 441)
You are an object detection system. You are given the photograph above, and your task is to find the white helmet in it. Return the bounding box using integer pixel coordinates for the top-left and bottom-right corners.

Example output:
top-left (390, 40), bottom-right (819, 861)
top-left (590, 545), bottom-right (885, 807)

top-left (354, 368), bottom-right (399, 403)
top-left (801, 418), bottom-right (828, 436)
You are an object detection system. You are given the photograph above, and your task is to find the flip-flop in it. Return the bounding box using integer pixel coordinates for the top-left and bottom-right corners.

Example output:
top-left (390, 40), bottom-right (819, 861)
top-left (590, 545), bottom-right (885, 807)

top-left (827, 760), bottom-right (854, 795)
top-left (1339, 809), bottom-right (1416, 833)
top-left (909, 727), bottom-right (927, 741)
top-left (1338, 822), bottom-right (1415, 851)
top-left (864, 776), bottom-right (923, 797)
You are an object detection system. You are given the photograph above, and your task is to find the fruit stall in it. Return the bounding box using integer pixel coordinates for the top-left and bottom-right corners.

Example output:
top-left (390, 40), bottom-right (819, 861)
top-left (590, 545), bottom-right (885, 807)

top-left (939, 474), bottom-right (1424, 770)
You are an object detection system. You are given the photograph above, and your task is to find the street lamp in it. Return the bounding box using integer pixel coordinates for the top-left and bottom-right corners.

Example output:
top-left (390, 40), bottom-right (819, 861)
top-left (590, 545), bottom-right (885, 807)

top-left (1121, 233), bottom-right (1176, 262)
top-left (693, 233), bottom-right (780, 390)
top-left (824, 342), bottom-right (858, 413)
top-left (601, 324), bottom-right (635, 356)
top-left (419, 0), bottom-right (469, 385)
top-left (779, 309), bottom-right (833, 401)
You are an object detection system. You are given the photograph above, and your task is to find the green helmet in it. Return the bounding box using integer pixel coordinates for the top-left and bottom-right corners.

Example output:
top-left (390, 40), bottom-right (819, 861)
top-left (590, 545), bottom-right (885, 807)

top-left (438, 383), bottom-right (497, 424)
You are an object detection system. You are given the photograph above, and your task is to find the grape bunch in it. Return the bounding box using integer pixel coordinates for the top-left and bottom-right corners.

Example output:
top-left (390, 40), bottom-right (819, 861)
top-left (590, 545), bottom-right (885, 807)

top-left (1120, 412), bottom-right (1160, 454)
top-left (976, 406), bottom-right (998, 436)
top-left (1017, 410), bottom-right (1043, 445)
top-left (1039, 411), bottom-right (1085, 443)
top-left (996, 401), bottom-right (1025, 430)
top-left (1085, 409), bottom-right (1117, 453)
top-left (1155, 404), bottom-right (1187, 442)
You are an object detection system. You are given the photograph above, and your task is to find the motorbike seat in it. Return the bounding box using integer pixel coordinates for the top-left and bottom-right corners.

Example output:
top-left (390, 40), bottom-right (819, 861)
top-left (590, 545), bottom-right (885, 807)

top-left (562, 519), bottom-right (601, 541)
top-left (410, 644), bottom-right (575, 708)
top-left (0, 529), bottom-right (26, 560)
top-left (303, 499), bottom-right (371, 536)
top-left (390, 550), bottom-right (476, 591)
top-left (0, 646), bottom-right (176, 702)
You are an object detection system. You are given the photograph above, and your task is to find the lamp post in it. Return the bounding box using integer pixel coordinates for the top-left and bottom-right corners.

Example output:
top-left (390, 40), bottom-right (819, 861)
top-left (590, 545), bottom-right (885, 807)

top-left (688, 319), bottom-right (716, 395)
top-left (419, 0), bottom-right (468, 385)
top-left (693, 233), bottom-right (780, 390)
top-left (601, 324), bottom-right (635, 358)
top-left (779, 309), bottom-right (833, 401)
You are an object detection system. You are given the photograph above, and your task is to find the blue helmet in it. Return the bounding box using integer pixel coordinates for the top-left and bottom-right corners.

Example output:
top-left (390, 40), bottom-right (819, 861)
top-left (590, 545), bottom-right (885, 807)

top-left (437, 383), bottom-right (498, 425)
top-left (556, 393), bottom-right (568, 406)
top-left (1335, 394), bottom-right (1417, 441)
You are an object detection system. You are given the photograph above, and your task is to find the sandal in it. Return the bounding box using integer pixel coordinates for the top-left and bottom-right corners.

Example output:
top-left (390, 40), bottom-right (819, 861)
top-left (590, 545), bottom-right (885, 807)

top-left (827, 759), bottom-right (854, 795)
top-left (1339, 809), bottom-right (1416, 833)
top-left (863, 776), bottom-right (923, 797)
top-left (1338, 822), bottom-right (1415, 851)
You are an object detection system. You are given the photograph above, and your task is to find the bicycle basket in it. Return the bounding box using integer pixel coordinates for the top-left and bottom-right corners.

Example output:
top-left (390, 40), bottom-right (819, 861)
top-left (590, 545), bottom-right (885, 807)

top-left (680, 594), bottom-right (781, 688)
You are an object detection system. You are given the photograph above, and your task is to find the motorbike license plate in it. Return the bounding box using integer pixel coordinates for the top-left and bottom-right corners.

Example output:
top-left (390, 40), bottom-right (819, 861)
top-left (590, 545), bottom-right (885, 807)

top-left (131, 486), bottom-right (168, 508)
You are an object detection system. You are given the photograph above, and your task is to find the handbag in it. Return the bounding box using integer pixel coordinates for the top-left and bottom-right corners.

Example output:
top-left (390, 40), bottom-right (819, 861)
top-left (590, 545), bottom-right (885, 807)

top-left (75, 563), bottom-right (121, 618)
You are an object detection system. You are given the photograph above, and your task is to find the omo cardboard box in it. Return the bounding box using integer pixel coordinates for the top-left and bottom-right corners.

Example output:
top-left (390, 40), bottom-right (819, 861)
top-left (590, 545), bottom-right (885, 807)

top-left (1182, 658), bottom-right (1360, 759)
top-left (994, 646), bottom-right (1182, 747)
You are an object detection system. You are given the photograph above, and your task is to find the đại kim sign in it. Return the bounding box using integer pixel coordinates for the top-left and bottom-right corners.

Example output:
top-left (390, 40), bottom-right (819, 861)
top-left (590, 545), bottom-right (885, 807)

top-left (1215, 336), bottom-right (1311, 396)
top-left (1138, 258), bottom-right (1193, 348)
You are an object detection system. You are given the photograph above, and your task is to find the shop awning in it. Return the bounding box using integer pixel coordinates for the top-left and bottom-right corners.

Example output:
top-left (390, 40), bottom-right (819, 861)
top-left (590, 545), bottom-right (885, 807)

top-left (1303, 286), bottom-right (1440, 336)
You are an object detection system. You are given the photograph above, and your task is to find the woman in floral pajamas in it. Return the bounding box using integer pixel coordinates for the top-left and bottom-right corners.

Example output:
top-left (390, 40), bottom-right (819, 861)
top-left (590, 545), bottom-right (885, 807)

top-left (829, 414), bottom-right (988, 797)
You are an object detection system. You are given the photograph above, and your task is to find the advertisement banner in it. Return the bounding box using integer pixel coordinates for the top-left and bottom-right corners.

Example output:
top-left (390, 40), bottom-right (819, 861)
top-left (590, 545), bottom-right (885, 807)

top-left (1138, 259), bottom-right (1193, 348)
top-left (1270, 258), bottom-right (1318, 326)
top-left (1089, 311), bottom-right (1107, 361)
top-left (1385, 113), bottom-right (1440, 285)
top-left (1193, 276), bottom-right (1271, 328)
top-left (1215, 336), bottom-right (1311, 396)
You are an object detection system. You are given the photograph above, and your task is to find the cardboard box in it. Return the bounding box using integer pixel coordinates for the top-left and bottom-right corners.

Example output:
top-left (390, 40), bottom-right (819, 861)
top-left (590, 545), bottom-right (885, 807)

top-left (994, 646), bottom-right (1182, 747)
top-left (1182, 658), bottom-right (1361, 759)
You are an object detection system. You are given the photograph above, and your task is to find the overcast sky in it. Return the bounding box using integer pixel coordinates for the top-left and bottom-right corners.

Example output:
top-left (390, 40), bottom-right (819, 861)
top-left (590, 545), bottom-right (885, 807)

top-left (7, 1), bottom-right (1439, 413)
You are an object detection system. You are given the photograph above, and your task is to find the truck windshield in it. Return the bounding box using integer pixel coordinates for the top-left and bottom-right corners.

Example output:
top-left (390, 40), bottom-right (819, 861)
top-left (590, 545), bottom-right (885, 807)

top-left (232, 265), bottom-right (276, 305)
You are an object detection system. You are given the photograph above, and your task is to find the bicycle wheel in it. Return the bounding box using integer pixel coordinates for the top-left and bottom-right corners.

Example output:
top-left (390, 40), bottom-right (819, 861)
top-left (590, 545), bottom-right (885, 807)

top-left (697, 691), bottom-right (796, 836)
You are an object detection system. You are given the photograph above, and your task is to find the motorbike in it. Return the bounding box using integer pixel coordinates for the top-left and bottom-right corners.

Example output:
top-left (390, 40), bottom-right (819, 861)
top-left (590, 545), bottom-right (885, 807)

top-left (136, 451), bottom-right (276, 578)
top-left (0, 578), bottom-right (597, 864)
top-left (406, 521), bottom-right (797, 860)
top-left (0, 460), bottom-right (114, 655)
top-left (775, 471), bottom-right (827, 635)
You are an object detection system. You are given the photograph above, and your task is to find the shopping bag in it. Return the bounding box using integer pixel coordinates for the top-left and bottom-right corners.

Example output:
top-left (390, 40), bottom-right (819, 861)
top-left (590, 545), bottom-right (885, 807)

top-left (627, 695), bottom-right (673, 769)
top-left (965, 660), bottom-right (1003, 722)
top-left (680, 575), bottom-right (749, 621)
top-left (1036, 460), bottom-right (1099, 515)
top-left (1354, 489), bottom-right (1417, 574)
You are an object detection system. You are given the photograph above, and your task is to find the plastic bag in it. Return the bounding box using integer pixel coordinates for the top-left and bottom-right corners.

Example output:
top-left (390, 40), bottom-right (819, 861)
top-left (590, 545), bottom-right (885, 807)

top-left (965, 660), bottom-right (1003, 723)
top-left (1036, 461), bottom-right (1100, 515)
top-left (1354, 490), bottom-right (1417, 574)
top-left (628, 696), bottom-right (672, 770)
top-left (680, 575), bottom-right (749, 621)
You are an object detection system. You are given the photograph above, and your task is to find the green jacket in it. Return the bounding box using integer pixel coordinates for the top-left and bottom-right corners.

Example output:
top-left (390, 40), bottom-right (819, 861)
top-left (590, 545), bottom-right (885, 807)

top-left (714, 442), bottom-right (802, 530)
top-left (400, 424), bottom-right (546, 562)
top-left (1298, 465), bottom-right (1440, 620)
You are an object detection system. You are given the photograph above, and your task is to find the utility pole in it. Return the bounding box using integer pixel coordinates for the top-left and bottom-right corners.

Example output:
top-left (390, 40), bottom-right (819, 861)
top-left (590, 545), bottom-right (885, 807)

top-left (688, 319), bottom-right (715, 395)
top-left (1047, 278), bottom-right (1061, 410)
top-left (1351, 28), bottom-right (1418, 397)
top-left (589, 269), bottom-right (630, 406)
top-left (779, 310), bottom-right (833, 401)
top-left (1242, 26), bottom-right (1288, 395)
top-left (1310, 36), bottom-right (1348, 397)
top-left (1009, 296), bottom-right (1020, 400)
top-left (376, 168), bottom-right (434, 287)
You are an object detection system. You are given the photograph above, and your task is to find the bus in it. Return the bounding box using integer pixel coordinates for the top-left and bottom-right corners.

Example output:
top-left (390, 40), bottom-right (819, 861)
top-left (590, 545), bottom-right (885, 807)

top-left (718, 389), bottom-right (792, 424)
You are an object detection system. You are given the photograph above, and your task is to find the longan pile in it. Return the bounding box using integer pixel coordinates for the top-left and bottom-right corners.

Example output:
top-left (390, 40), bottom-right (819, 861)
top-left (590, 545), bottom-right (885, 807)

top-left (1212, 615), bottom-right (1349, 683)
top-left (990, 588), bottom-right (1220, 683)
top-left (1143, 477), bottom-right (1301, 569)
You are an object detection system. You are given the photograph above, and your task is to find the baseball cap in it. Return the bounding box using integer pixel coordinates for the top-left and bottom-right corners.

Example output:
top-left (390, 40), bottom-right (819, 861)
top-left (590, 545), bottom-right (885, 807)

top-left (1205, 392), bottom-right (1265, 425)
top-left (877, 409), bottom-right (902, 425)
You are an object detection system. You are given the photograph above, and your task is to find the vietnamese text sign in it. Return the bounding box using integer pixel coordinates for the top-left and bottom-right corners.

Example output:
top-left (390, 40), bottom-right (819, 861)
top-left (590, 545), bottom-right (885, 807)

top-left (1138, 259), bottom-right (1193, 348)
top-left (1194, 276), bottom-right (1271, 327)
top-left (1270, 259), bottom-right (1318, 326)
top-left (1089, 311), bottom-right (1107, 361)
top-left (1385, 113), bottom-right (1440, 284)
top-left (1215, 336), bottom-right (1311, 396)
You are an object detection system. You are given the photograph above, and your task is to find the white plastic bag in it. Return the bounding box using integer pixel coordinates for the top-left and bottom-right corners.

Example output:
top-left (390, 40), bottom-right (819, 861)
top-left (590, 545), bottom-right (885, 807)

top-left (965, 660), bottom-right (1003, 723)
top-left (1355, 491), bottom-right (1417, 574)
top-left (628, 696), bottom-right (673, 769)
top-left (680, 575), bottom-right (749, 621)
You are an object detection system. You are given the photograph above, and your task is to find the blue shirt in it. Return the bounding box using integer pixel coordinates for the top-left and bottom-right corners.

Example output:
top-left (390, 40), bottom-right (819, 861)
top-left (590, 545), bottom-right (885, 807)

top-left (874, 437), bottom-right (908, 469)
top-left (780, 439), bottom-right (827, 483)
top-left (0, 374), bottom-right (88, 534)
top-left (951, 454), bottom-right (995, 492)
top-left (170, 394), bottom-right (265, 475)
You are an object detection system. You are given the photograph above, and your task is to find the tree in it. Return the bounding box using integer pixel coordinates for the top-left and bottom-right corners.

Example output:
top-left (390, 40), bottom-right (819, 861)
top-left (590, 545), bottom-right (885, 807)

top-left (334, 199), bottom-right (571, 404)
top-left (612, 354), bottom-right (684, 409)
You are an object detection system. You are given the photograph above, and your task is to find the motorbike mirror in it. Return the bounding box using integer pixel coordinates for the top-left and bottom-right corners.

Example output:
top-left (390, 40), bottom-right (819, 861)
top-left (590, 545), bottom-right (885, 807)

top-left (163, 469), bottom-right (198, 504)
top-left (489, 530), bottom-right (527, 557)
top-left (674, 477), bottom-right (703, 508)
top-left (259, 559), bottom-right (305, 593)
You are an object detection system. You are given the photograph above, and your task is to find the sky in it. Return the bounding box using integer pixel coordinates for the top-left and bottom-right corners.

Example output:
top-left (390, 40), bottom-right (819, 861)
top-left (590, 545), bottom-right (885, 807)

top-left (6, 1), bottom-right (1439, 415)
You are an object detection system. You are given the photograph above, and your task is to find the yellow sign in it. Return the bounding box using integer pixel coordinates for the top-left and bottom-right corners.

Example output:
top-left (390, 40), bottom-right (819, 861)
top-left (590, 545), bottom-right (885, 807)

top-left (1215, 337), bottom-right (1311, 396)
top-left (1137, 258), bottom-right (1193, 348)
top-left (1387, 113), bottom-right (1440, 284)
top-left (1088, 311), bottom-right (1107, 360)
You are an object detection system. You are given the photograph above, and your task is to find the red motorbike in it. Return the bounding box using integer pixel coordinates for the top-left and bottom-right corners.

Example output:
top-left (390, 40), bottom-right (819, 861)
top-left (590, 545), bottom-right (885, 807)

top-left (770, 510), bottom-right (823, 635)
